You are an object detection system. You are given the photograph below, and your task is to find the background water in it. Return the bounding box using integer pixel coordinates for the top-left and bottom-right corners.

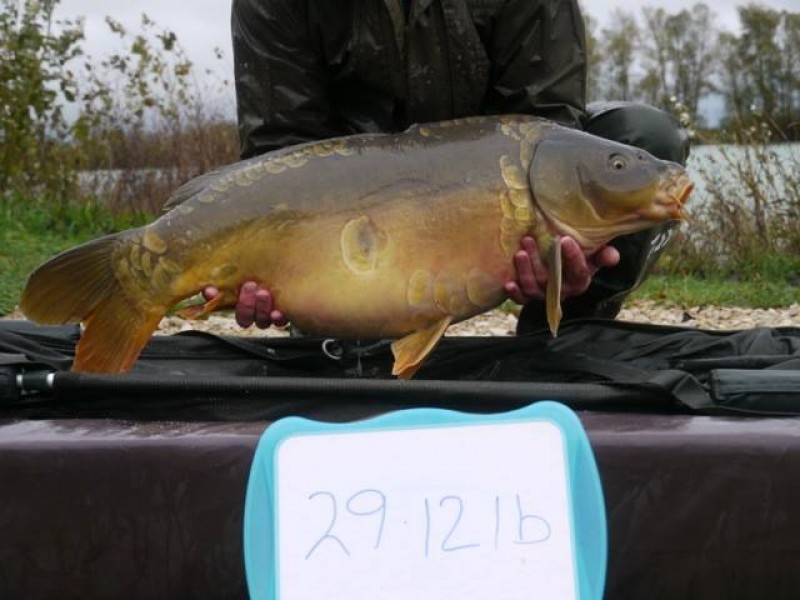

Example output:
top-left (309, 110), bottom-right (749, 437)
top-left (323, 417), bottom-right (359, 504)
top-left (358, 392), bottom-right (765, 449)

top-left (686, 143), bottom-right (799, 210)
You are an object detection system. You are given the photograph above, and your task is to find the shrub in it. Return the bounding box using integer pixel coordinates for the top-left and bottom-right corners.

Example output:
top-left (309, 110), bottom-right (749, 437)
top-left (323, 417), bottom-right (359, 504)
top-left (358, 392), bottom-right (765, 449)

top-left (660, 112), bottom-right (800, 282)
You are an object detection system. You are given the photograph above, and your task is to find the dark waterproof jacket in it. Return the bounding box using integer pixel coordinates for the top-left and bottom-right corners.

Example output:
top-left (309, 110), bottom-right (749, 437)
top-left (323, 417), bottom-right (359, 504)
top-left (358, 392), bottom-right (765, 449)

top-left (232, 0), bottom-right (587, 158)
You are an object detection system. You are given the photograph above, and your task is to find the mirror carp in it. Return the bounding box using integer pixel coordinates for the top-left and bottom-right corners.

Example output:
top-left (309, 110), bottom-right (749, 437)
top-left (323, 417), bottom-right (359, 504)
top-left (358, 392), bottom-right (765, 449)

top-left (20, 116), bottom-right (692, 378)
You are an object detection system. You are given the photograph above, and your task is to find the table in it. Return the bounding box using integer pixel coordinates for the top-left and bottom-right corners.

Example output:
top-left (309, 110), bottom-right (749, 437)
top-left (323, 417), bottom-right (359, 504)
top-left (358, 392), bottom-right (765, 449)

top-left (2, 413), bottom-right (800, 599)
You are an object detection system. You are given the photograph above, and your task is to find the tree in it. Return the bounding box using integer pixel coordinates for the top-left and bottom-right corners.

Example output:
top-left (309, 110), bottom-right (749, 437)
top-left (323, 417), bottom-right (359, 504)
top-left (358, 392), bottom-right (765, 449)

top-left (637, 3), bottom-right (719, 122)
top-left (775, 11), bottom-right (800, 135)
top-left (667, 4), bottom-right (718, 121)
top-left (638, 7), bottom-right (671, 108)
top-left (718, 5), bottom-right (800, 137)
top-left (599, 9), bottom-right (639, 101)
top-left (582, 10), bottom-right (603, 103)
top-left (718, 31), bottom-right (749, 123)
top-left (0, 0), bottom-right (84, 198)
top-left (738, 4), bottom-right (782, 117)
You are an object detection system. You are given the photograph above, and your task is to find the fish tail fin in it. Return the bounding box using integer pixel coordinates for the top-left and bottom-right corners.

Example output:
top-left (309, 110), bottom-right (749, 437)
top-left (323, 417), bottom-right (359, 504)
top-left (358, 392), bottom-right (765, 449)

top-left (73, 293), bottom-right (163, 373)
top-left (20, 235), bottom-right (121, 325)
top-left (19, 233), bottom-right (163, 373)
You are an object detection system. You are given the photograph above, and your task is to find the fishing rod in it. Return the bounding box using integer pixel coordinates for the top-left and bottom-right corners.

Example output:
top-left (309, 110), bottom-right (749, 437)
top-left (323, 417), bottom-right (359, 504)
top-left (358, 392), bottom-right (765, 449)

top-left (3, 362), bottom-right (797, 418)
top-left (0, 364), bottom-right (672, 412)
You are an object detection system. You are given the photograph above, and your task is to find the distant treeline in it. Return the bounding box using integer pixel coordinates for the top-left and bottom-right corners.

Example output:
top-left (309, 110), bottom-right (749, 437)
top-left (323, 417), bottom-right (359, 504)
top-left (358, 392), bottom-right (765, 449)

top-left (1, 0), bottom-right (798, 206)
top-left (583, 2), bottom-right (800, 138)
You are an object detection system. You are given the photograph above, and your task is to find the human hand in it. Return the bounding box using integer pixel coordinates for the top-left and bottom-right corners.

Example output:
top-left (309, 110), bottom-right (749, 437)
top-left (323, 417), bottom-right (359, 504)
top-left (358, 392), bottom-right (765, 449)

top-left (202, 281), bottom-right (287, 329)
top-left (504, 236), bottom-right (620, 304)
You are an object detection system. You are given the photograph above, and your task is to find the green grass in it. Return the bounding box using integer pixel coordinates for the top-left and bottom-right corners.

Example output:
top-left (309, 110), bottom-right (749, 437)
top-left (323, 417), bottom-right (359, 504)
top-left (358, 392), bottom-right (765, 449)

top-left (0, 195), bottom-right (151, 316)
top-left (631, 273), bottom-right (799, 308)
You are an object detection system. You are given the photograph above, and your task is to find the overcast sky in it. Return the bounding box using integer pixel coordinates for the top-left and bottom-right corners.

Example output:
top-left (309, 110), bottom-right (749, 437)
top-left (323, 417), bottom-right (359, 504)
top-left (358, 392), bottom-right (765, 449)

top-left (51, 0), bottom-right (797, 123)
top-left (54, 0), bottom-right (798, 76)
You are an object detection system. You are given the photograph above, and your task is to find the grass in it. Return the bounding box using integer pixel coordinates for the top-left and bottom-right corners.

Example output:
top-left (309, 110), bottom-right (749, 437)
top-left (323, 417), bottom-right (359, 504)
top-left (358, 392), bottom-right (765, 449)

top-left (636, 245), bottom-right (800, 308)
top-left (631, 273), bottom-right (799, 308)
top-left (0, 195), bottom-right (151, 316)
top-left (492, 272), bottom-right (798, 318)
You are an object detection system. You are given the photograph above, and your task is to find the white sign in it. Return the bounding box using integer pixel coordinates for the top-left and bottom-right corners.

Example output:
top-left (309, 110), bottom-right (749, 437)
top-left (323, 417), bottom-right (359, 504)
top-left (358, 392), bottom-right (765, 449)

top-left (274, 420), bottom-right (575, 600)
top-left (244, 403), bottom-right (607, 600)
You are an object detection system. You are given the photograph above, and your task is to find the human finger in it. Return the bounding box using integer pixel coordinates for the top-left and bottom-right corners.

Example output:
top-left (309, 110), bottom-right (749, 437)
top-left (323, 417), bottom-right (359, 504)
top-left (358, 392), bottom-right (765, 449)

top-left (235, 281), bottom-right (259, 328)
top-left (270, 309), bottom-right (288, 328)
top-left (519, 236), bottom-right (548, 292)
top-left (559, 236), bottom-right (593, 297)
top-left (202, 285), bottom-right (220, 301)
top-left (253, 289), bottom-right (274, 329)
top-left (590, 245), bottom-right (620, 270)
top-left (504, 280), bottom-right (528, 305)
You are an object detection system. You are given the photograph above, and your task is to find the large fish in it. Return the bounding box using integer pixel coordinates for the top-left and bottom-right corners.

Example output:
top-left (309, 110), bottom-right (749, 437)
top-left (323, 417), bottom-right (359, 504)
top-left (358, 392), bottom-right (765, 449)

top-left (20, 116), bottom-right (692, 378)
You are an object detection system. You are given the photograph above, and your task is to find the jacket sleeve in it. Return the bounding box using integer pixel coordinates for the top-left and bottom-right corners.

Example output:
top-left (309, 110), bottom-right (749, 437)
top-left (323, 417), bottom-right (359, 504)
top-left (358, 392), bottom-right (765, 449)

top-left (482, 0), bottom-right (587, 128)
top-left (231, 0), bottom-right (339, 158)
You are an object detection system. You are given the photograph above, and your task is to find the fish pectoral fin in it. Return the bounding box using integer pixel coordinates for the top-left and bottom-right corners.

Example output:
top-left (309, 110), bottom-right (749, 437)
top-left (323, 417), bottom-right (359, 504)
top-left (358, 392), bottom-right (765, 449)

top-left (391, 316), bottom-right (453, 379)
top-left (546, 237), bottom-right (563, 337)
top-left (177, 293), bottom-right (226, 320)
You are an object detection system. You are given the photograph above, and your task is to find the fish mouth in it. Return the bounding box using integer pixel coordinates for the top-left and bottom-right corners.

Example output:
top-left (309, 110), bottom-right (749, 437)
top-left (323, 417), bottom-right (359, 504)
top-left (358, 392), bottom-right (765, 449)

top-left (641, 171), bottom-right (694, 221)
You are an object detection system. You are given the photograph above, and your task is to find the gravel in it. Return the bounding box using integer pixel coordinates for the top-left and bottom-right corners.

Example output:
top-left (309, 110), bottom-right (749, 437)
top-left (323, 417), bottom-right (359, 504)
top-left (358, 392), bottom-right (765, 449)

top-left (153, 300), bottom-right (800, 337)
top-left (4, 301), bottom-right (798, 337)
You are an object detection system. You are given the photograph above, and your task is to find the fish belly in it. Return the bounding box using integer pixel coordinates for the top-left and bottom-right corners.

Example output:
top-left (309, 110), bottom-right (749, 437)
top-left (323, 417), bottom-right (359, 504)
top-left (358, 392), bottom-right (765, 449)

top-left (263, 188), bottom-right (522, 339)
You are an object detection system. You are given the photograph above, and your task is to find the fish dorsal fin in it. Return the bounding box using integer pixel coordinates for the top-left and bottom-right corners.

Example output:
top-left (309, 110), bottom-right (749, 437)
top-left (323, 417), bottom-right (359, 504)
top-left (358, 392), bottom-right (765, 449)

top-left (162, 149), bottom-right (289, 211)
top-left (546, 236), bottom-right (563, 336)
top-left (162, 163), bottom-right (239, 211)
top-left (391, 316), bottom-right (452, 379)
top-left (163, 135), bottom-right (388, 211)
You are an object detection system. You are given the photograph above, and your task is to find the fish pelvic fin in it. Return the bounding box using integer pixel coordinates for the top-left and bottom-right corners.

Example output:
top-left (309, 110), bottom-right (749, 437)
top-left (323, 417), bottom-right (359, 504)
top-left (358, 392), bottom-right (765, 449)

top-left (545, 236), bottom-right (563, 337)
top-left (177, 293), bottom-right (226, 320)
top-left (391, 316), bottom-right (452, 379)
top-left (19, 233), bottom-right (164, 373)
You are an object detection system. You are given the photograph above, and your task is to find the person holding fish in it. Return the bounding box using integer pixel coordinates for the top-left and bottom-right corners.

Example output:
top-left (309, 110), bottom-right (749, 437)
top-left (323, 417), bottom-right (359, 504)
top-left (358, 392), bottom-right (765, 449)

top-left (209, 0), bottom-right (689, 336)
top-left (23, 3), bottom-right (694, 375)
top-left (20, 0), bottom-right (693, 376)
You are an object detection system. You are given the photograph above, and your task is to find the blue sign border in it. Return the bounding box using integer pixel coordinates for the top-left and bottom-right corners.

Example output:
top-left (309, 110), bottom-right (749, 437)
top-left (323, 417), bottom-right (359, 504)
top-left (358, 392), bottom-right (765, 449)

top-left (244, 401), bottom-right (606, 599)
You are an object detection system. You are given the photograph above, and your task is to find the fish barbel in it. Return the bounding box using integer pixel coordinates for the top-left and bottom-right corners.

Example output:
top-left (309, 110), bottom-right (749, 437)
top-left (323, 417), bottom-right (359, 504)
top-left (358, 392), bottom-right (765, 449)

top-left (20, 116), bottom-right (692, 377)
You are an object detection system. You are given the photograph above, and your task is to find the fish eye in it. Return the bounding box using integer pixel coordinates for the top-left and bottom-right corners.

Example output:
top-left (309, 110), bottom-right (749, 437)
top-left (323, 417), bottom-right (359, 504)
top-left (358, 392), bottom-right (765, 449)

top-left (608, 154), bottom-right (628, 171)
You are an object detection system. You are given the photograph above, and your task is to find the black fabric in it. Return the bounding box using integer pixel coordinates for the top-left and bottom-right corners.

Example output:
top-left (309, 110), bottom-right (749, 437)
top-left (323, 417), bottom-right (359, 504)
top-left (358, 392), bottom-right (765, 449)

top-left (1, 320), bottom-right (798, 420)
top-left (586, 101), bottom-right (691, 164)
